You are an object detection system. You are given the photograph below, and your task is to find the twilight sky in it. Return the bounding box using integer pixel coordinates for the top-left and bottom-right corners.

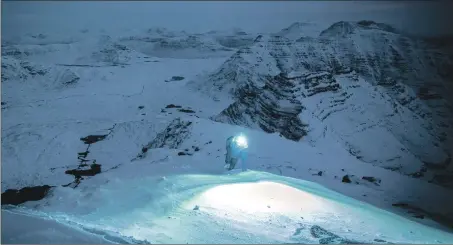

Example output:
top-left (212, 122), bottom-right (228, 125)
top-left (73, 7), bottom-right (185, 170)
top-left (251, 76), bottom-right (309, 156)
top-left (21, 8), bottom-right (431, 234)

top-left (2, 1), bottom-right (453, 38)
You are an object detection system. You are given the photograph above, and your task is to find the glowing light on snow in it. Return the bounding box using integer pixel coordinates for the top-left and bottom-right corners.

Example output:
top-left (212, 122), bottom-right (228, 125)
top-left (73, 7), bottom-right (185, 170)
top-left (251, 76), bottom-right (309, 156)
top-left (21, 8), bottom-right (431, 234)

top-left (234, 135), bottom-right (248, 149)
top-left (185, 181), bottom-right (330, 215)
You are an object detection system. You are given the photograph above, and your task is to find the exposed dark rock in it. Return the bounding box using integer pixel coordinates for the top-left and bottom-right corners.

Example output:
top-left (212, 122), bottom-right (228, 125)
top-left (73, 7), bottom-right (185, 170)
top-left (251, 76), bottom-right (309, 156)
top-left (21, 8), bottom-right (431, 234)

top-left (65, 163), bottom-right (101, 177)
top-left (342, 175), bottom-right (352, 183)
top-left (165, 104), bottom-right (182, 109)
top-left (310, 225), bottom-right (362, 244)
top-left (178, 151), bottom-right (192, 156)
top-left (78, 151), bottom-right (89, 158)
top-left (2, 185), bottom-right (53, 205)
top-left (392, 202), bottom-right (409, 208)
top-left (212, 73), bottom-right (308, 141)
top-left (62, 177), bottom-right (82, 188)
top-left (373, 239), bottom-right (388, 243)
top-left (171, 76), bottom-right (185, 81)
top-left (80, 135), bottom-right (107, 144)
top-left (178, 108), bottom-right (196, 113)
top-left (362, 176), bottom-right (381, 184)
top-left (138, 105), bottom-right (145, 110)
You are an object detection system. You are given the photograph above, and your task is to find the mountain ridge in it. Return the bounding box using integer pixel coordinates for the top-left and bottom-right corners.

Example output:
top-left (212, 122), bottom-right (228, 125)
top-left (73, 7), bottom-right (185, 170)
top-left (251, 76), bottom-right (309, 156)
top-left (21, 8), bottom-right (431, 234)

top-left (188, 20), bottom-right (453, 187)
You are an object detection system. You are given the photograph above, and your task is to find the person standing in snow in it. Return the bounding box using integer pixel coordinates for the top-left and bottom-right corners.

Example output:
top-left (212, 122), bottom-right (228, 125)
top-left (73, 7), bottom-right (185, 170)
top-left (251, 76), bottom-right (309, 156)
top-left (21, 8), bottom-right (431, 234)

top-left (224, 135), bottom-right (248, 171)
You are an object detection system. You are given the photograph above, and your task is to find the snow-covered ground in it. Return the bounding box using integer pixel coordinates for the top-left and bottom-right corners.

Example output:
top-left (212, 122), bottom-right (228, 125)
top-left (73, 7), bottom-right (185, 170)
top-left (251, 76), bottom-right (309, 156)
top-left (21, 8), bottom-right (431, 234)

top-left (2, 10), bottom-right (453, 244)
top-left (4, 172), bottom-right (453, 244)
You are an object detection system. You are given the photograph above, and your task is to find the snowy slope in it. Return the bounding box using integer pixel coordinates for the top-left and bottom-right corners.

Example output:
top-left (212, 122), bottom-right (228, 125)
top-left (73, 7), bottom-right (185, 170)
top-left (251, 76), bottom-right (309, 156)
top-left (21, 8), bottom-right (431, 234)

top-left (3, 114), bottom-right (453, 243)
top-left (189, 21), bottom-right (453, 187)
top-left (2, 209), bottom-right (121, 244)
top-left (2, 22), bottom-right (453, 243)
top-left (3, 170), bottom-right (453, 244)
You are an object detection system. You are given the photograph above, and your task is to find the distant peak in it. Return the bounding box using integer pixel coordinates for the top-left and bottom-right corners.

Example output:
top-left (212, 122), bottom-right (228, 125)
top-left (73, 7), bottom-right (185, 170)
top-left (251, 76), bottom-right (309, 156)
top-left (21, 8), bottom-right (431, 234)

top-left (319, 21), bottom-right (356, 37)
top-left (357, 20), bottom-right (377, 26)
top-left (254, 35), bottom-right (264, 43)
top-left (356, 20), bottom-right (398, 33)
top-left (320, 20), bottom-right (398, 37)
top-left (280, 22), bottom-right (310, 32)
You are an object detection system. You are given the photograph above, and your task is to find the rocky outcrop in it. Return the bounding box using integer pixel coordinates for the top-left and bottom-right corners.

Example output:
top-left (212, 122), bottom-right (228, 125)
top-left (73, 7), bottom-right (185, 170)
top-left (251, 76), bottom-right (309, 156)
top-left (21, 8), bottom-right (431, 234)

top-left (1, 185), bottom-right (53, 205)
top-left (1, 56), bottom-right (48, 83)
top-left (1, 55), bottom-right (80, 89)
top-left (276, 22), bottom-right (321, 40)
top-left (84, 35), bottom-right (132, 65)
top-left (54, 68), bottom-right (80, 87)
top-left (137, 118), bottom-right (193, 159)
top-left (213, 73), bottom-right (308, 141)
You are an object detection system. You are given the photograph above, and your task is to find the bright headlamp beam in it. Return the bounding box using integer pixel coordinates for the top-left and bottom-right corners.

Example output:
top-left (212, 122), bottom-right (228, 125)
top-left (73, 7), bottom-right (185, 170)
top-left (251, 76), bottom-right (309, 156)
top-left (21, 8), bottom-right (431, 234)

top-left (235, 135), bottom-right (248, 149)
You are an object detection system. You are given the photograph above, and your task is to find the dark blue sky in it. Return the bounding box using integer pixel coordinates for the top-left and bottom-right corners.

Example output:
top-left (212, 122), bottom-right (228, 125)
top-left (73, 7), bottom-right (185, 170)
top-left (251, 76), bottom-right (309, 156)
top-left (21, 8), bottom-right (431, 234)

top-left (2, 1), bottom-right (452, 38)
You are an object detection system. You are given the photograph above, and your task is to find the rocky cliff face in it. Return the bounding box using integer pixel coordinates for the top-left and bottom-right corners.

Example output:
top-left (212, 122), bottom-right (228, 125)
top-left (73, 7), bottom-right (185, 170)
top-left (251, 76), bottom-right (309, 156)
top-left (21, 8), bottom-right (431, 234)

top-left (190, 20), bottom-right (453, 187)
top-left (212, 73), bottom-right (308, 141)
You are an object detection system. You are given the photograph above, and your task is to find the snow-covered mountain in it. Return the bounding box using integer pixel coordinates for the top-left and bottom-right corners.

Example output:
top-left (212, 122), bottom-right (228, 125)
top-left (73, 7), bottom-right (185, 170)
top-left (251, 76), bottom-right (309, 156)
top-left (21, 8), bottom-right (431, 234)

top-left (275, 22), bottom-right (323, 40)
top-left (189, 20), bottom-right (453, 187)
top-left (1, 35), bottom-right (143, 66)
top-left (2, 21), bottom-right (453, 243)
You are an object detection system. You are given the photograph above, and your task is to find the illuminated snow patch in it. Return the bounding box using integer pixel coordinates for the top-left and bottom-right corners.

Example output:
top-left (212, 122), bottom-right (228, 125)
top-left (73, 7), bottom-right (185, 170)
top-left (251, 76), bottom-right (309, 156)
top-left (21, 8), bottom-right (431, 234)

top-left (184, 181), bottom-right (334, 215)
